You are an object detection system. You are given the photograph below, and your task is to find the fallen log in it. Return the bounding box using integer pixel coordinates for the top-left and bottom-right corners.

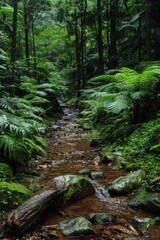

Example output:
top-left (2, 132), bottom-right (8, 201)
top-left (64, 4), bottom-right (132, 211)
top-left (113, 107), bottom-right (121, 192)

top-left (6, 187), bottom-right (67, 235)
top-left (150, 177), bottom-right (160, 185)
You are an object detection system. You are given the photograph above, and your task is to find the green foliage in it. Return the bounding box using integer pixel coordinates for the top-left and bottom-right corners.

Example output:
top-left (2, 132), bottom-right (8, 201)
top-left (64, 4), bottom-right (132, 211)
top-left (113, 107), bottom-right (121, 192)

top-left (80, 65), bottom-right (160, 143)
top-left (122, 119), bottom-right (160, 184)
top-left (140, 217), bottom-right (160, 231)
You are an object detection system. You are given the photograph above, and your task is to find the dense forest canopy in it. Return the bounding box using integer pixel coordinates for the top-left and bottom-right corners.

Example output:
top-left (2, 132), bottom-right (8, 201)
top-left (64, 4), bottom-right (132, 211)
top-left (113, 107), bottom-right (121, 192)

top-left (1, 0), bottom-right (160, 93)
top-left (0, 0), bottom-right (160, 213)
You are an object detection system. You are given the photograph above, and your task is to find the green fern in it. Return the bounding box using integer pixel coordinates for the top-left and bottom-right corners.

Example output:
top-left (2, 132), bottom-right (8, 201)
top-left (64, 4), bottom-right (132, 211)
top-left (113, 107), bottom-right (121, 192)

top-left (0, 133), bottom-right (27, 163)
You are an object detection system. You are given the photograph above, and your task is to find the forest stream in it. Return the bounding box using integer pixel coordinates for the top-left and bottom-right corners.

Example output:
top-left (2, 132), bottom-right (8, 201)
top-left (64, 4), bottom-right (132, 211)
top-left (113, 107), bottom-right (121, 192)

top-left (7, 104), bottom-right (160, 240)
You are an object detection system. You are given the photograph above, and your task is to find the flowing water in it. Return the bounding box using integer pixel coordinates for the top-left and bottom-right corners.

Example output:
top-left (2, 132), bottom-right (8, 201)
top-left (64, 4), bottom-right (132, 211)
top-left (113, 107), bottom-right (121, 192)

top-left (22, 104), bottom-right (160, 240)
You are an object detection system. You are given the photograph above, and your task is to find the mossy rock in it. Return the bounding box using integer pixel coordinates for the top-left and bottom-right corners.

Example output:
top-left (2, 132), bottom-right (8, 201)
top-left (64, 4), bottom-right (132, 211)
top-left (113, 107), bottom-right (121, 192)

top-left (128, 190), bottom-right (160, 215)
top-left (59, 217), bottom-right (96, 237)
top-left (0, 163), bottom-right (13, 181)
top-left (108, 170), bottom-right (145, 195)
top-left (0, 181), bottom-right (32, 209)
top-left (52, 175), bottom-right (95, 206)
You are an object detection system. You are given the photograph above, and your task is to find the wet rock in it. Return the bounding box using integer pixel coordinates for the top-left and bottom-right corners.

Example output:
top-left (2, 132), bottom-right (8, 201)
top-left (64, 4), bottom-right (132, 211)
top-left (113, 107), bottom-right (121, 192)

top-left (83, 125), bottom-right (92, 130)
top-left (51, 175), bottom-right (95, 206)
top-left (89, 213), bottom-right (116, 224)
top-left (0, 163), bottom-right (13, 181)
top-left (128, 190), bottom-right (160, 215)
top-left (0, 181), bottom-right (32, 209)
top-left (93, 156), bottom-right (102, 165)
top-left (78, 168), bottom-right (91, 175)
top-left (90, 172), bottom-right (105, 179)
top-left (41, 230), bottom-right (49, 239)
top-left (59, 217), bottom-right (96, 237)
top-left (51, 125), bottom-right (60, 131)
top-left (90, 139), bottom-right (103, 147)
top-left (108, 170), bottom-right (145, 195)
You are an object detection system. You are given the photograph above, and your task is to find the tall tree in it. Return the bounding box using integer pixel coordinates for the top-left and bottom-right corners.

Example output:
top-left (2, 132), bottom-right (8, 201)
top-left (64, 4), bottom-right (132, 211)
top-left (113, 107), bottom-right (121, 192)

top-left (11, 0), bottom-right (18, 63)
top-left (108, 0), bottom-right (118, 69)
top-left (23, 0), bottom-right (30, 66)
top-left (97, 0), bottom-right (104, 74)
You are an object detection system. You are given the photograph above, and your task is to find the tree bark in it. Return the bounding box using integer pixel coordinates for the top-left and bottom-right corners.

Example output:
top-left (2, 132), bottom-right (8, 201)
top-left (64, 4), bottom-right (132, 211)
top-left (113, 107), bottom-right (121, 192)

top-left (97, 0), bottom-right (104, 74)
top-left (11, 0), bottom-right (18, 63)
top-left (23, 0), bottom-right (30, 66)
top-left (75, 8), bottom-right (81, 97)
top-left (108, 0), bottom-right (118, 69)
top-left (6, 187), bottom-right (67, 235)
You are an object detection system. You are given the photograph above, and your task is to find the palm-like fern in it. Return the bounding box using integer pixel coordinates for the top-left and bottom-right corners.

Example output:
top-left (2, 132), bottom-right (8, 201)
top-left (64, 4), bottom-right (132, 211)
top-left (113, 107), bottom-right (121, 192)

top-left (81, 64), bottom-right (160, 142)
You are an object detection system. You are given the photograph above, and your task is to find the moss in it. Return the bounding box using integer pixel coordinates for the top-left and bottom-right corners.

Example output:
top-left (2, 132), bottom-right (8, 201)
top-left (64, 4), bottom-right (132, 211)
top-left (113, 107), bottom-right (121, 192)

top-left (28, 183), bottom-right (41, 192)
top-left (63, 179), bottom-right (84, 204)
top-left (0, 163), bottom-right (13, 181)
top-left (0, 181), bottom-right (32, 209)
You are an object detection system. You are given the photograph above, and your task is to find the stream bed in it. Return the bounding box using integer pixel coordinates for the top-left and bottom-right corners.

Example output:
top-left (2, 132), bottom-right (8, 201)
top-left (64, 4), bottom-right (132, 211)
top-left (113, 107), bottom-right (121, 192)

top-left (21, 104), bottom-right (160, 240)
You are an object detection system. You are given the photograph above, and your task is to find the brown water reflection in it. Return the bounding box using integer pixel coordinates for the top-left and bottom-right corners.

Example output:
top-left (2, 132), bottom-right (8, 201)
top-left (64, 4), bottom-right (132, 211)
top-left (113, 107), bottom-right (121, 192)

top-left (29, 106), bottom-right (160, 239)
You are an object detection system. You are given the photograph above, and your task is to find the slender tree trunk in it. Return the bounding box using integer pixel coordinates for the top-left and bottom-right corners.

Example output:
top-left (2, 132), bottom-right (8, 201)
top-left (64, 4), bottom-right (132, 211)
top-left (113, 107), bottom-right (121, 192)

top-left (108, 0), bottom-right (118, 69)
top-left (24, 0), bottom-right (30, 66)
top-left (81, 0), bottom-right (87, 88)
top-left (31, 19), bottom-right (37, 73)
top-left (11, 0), bottom-right (18, 63)
top-left (97, 0), bottom-right (104, 74)
top-left (106, 0), bottom-right (110, 66)
top-left (145, 0), bottom-right (151, 60)
top-left (75, 8), bottom-right (81, 97)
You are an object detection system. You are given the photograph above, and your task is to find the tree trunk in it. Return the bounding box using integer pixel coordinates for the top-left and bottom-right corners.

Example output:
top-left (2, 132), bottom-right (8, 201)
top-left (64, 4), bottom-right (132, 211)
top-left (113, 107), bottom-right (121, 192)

top-left (11, 0), bottom-right (18, 63)
top-left (80, 0), bottom-right (87, 88)
top-left (75, 8), bottom-right (81, 97)
top-left (31, 18), bottom-right (37, 73)
top-left (145, 0), bottom-right (151, 60)
top-left (6, 187), bottom-right (67, 235)
top-left (23, 0), bottom-right (30, 66)
top-left (108, 0), bottom-right (118, 69)
top-left (97, 0), bottom-right (104, 74)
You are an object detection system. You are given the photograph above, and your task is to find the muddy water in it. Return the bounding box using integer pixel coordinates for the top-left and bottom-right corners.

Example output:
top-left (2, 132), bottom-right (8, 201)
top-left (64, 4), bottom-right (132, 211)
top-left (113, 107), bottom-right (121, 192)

top-left (31, 105), bottom-right (159, 240)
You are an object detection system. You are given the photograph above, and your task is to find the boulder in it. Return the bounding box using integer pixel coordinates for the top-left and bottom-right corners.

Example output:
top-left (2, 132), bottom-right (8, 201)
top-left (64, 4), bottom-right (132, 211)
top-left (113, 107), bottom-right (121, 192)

top-left (128, 190), bottom-right (160, 215)
top-left (51, 175), bottom-right (95, 206)
top-left (59, 217), bottom-right (96, 237)
top-left (89, 213), bottom-right (116, 224)
top-left (0, 163), bottom-right (13, 181)
top-left (90, 172), bottom-right (105, 180)
top-left (0, 181), bottom-right (32, 209)
top-left (108, 170), bottom-right (145, 195)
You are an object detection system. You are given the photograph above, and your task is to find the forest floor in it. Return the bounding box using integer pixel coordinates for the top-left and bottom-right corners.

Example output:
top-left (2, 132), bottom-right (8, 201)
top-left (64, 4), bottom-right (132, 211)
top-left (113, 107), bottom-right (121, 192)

top-left (1, 104), bottom-right (160, 240)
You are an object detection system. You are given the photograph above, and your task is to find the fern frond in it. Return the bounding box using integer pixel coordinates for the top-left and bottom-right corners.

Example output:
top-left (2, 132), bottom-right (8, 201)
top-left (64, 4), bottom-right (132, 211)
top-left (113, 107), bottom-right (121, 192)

top-left (0, 133), bottom-right (26, 163)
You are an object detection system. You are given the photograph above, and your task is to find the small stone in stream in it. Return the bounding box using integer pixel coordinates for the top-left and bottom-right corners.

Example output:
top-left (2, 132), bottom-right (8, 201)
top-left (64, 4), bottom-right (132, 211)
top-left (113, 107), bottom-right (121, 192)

top-left (90, 139), bottom-right (103, 147)
top-left (83, 125), bottom-right (92, 130)
top-left (59, 217), bottom-right (96, 237)
top-left (78, 168), bottom-right (91, 175)
top-left (90, 172), bottom-right (105, 179)
top-left (41, 230), bottom-right (49, 239)
top-left (48, 230), bottom-right (59, 238)
top-left (93, 156), bottom-right (102, 165)
top-left (89, 213), bottom-right (116, 224)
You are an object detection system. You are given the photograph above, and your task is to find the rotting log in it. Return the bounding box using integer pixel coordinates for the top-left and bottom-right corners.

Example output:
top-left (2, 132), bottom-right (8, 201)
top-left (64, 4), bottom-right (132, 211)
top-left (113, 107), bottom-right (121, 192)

top-left (6, 187), bottom-right (67, 235)
top-left (150, 177), bottom-right (160, 185)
